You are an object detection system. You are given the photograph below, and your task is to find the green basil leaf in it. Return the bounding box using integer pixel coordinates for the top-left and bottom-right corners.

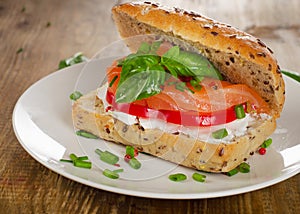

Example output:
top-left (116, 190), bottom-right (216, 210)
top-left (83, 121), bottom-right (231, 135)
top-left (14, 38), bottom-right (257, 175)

top-left (115, 42), bottom-right (223, 103)
top-left (150, 41), bottom-right (162, 54)
top-left (161, 46), bottom-right (222, 79)
top-left (137, 42), bottom-right (151, 54)
top-left (115, 69), bottom-right (165, 103)
top-left (119, 54), bottom-right (161, 84)
top-left (161, 46), bottom-right (192, 77)
top-left (137, 41), bottom-right (162, 54)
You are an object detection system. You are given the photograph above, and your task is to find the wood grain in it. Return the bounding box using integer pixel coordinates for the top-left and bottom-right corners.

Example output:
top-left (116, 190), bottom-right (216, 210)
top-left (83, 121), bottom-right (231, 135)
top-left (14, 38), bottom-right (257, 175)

top-left (0, 0), bottom-right (299, 213)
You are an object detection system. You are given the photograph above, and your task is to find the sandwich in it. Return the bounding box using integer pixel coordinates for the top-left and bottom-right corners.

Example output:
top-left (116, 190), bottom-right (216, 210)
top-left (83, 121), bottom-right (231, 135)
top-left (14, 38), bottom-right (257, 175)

top-left (72, 1), bottom-right (285, 173)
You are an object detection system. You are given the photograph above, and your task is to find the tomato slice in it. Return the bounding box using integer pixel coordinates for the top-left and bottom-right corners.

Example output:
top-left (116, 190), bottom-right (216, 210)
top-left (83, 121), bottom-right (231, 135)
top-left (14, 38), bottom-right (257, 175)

top-left (106, 61), bottom-right (270, 126)
top-left (106, 90), bottom-right (245, 126)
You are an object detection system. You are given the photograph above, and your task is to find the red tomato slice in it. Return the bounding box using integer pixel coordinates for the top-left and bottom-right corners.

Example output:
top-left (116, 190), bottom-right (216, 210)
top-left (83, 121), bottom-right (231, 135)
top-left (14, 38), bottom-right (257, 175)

top-left (106, 90), bottom-right (245, 126)
top-left (106, 61), bottom-right (270, 126)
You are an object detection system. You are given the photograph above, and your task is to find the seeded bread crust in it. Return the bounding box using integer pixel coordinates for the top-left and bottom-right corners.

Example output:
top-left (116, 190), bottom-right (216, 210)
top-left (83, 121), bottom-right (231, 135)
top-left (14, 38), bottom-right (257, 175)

top-left (112, 1), bottom-right (285, 117)
top-left (72, 91), bottom-right (276, 173)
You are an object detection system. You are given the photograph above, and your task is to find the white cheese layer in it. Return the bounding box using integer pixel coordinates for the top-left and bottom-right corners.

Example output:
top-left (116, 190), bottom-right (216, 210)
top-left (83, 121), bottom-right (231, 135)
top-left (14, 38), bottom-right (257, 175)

top-left (97, 84), bottom-right (270, 144)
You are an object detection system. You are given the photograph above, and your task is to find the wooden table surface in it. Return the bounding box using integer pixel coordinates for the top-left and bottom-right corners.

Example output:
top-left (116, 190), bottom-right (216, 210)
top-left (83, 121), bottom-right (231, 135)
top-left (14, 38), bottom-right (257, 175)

top-left (1, 0), bottom-right (299, 213)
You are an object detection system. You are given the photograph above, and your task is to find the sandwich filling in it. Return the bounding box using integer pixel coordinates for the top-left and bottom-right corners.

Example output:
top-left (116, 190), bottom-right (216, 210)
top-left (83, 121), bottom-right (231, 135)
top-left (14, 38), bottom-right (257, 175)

top-left (97, 84), bottom-right (270, 144)
top-left (99, 41), bottom-right (272, 143)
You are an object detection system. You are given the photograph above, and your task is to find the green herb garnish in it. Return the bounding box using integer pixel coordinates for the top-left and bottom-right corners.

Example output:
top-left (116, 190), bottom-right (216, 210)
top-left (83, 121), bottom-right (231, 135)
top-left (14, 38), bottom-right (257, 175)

top-left (162, 46), bottom-right (222, 80)
top-left (226, 162), bottom-right (251, 176)
top-left (103, 169), bottom-right (120, 179)
top-left (190, 79), bottom-right (202, 91)
top-left (235, 104), bottom-right (246, 119)
top-left (115, 41), bottom-right (222, 103)
top-left (261, 138), bottom-right (272, 148)
top-left (125, 146), bottom-right (135, 158)
top-left (168, 173), bottom-right (187, 182)
top-left (95, 149), bottom-right (119, 165)
top-left (192, 172), bottom-right (206, 182)
top-left (128, 157), bottom-right (141, 169)
top-left (238, 162), bottom-right (250, 173)
top-left (109, 75), bottom-right (118, 87)
top-left (226, 168), bottom-right (239, 177)
top-left (103, 168), bottom-right (124, 179)
top-left (113, 169), bottom-right (124, 174)
top-left (77, 156), bottom-right (89, 161)
top-left (281, 70), bottom-right (300, 83)
top-left (59, 52), bottom-right (88, 69)
top-left (70, 91), bottom-right (83, 101)
top-left (137, 41), bottom-right (162, 55)
top-left (115, 69), bottom-right (165, 103)
top-left (59, 159), bottom-right (73, 163)
top-left (73, 159), bottom-right (92, 168)
top-left (76, 130), bottom-right (98, 139)
top-left (60, 153), bottom-right (92, 169)
top-left (69, 153), bottom-right (78, 162)
top-left (46, 22), bottom-right (51, 28)
top-left (212, 128), bottom-right (228, 139)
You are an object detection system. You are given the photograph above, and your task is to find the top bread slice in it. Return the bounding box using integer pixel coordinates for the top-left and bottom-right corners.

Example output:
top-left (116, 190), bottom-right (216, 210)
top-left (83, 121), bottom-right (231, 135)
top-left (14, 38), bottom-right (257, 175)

top-left (112, 1), bottom-right (285, 118)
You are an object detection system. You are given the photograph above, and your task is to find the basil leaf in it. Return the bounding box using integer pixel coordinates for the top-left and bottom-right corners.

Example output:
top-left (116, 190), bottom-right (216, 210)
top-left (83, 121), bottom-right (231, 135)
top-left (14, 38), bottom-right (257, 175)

top-left (161, 46), bottom-right (191, 77)
top-left (281, 70), bottom-right (300, 83)
top-left (137, 42), bottom-right (151, 54)
top-left (161, 46), bottom-right (222, 79)
top-left (150, 41), bottom-right (162, 54)
top-left (119, 54), bottom-right (161, 84)
top-left (115, 69), bottom-right (165, 103)
top-left (115, 42), bottom-right (224, 103)
top-left (137, 41), bottom-right (162, 54)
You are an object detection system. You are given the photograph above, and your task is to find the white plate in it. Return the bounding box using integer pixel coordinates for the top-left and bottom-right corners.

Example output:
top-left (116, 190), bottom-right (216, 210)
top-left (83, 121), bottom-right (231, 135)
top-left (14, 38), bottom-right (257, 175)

top-left (12, 59), bottom-right (300, 199)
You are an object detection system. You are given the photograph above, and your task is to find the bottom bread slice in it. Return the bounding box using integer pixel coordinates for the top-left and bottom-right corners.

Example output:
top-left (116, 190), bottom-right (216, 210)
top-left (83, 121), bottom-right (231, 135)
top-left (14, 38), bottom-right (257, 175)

top-left (72, 90), bottom-right (276, 173)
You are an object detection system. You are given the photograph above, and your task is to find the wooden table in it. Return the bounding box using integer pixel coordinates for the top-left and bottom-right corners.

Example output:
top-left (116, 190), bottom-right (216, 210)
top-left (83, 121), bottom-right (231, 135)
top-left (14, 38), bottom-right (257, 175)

top-left (1, 0), bottom-right (299, 213)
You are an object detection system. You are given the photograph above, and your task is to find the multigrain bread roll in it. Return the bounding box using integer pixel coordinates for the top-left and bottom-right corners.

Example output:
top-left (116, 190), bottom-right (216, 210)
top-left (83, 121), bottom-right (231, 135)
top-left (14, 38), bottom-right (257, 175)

top-left (72, 2), bottom-right (285, 173)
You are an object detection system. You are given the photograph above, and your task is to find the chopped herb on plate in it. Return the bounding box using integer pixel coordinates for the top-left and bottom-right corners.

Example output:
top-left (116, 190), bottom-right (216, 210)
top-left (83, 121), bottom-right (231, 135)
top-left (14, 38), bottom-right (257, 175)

top-left (70, 91), bottom-right (83, 101)
top-left (168, 173), bottom-right (187, 182)
top-left (59, 52), bottom-right (88, 69)
top-left (60, 153), bottom-right (92, 169)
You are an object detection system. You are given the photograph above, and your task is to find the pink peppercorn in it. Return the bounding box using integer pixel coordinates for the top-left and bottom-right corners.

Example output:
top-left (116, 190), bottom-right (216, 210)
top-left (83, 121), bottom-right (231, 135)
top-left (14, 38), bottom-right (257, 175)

top-left (105, 106), bottom-right (112, 112)
top-left (134, 149), bottom-right (139, 157)
top-left (258, 148), bottom-right (266, 155)
top-left (124, 154), bottom-right (132, 162)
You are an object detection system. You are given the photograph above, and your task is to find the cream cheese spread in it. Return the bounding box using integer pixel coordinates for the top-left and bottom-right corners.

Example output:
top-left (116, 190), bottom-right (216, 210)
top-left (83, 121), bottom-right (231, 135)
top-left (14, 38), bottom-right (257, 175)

top-left (97, 83), bottom-right (270, 144)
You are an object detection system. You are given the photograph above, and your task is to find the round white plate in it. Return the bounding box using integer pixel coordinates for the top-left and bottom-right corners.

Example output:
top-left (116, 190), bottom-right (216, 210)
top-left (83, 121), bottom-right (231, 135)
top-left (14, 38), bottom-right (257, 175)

top-left (12, 59), bottom-right (300, 199)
